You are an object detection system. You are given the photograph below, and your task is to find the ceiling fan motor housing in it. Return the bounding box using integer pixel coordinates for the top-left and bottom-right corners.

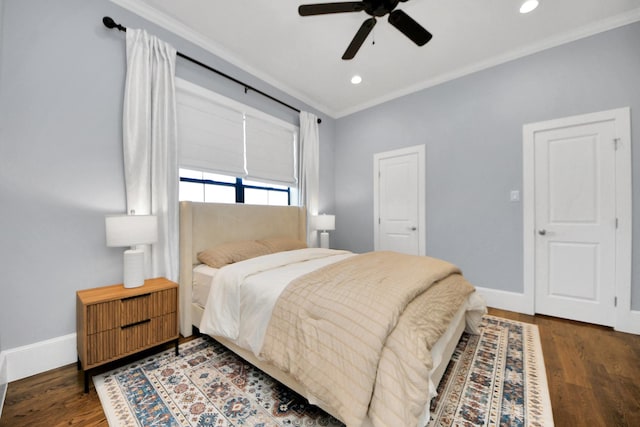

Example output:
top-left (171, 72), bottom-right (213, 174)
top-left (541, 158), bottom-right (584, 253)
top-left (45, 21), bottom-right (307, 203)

top-left (365, 0), bottom-right (401, 17)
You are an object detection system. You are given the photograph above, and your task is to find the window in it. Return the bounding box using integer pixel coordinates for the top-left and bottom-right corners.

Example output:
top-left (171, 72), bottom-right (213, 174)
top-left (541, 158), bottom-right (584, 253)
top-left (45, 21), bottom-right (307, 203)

top-left (175, 78), bottom-right (299, 206)
top-left (179, 169), bottom-right (291, 206)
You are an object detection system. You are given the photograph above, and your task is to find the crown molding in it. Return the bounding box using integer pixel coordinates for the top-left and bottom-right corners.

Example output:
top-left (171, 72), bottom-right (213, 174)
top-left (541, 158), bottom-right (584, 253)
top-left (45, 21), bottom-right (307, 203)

top-left (335, 8), bottom-right (640, 117)
top-left (110, 1), bottom-right (640, 119)
top-left (109, 0), bottom-right (334, 118)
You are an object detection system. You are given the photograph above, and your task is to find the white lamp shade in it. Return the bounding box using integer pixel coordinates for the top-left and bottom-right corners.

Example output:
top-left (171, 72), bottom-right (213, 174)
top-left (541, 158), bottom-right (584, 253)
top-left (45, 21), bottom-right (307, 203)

top-left (315, 214), bottom-right (335, 231)
top-left (105, 215), bottom-right (158, 247)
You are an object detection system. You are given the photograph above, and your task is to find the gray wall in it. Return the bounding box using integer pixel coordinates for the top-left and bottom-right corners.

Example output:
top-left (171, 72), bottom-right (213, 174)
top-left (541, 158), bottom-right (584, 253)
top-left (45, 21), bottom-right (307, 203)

top-left (0, 0), bottom-right (335, 351)
top-left (333, 22), bottom-right (640, 308)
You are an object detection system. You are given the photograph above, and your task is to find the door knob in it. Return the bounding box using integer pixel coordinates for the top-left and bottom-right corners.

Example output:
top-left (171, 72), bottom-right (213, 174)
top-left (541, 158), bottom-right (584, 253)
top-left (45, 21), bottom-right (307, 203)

top-left (409, 226), bottom-right (417, 231)
top-left (538, 229), bottom-right (546, 236)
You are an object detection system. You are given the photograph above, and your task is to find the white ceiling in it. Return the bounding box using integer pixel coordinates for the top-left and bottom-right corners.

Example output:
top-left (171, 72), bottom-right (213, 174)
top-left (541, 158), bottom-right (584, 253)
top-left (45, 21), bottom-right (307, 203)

top-left (112, 0), bottom-right (640, 118)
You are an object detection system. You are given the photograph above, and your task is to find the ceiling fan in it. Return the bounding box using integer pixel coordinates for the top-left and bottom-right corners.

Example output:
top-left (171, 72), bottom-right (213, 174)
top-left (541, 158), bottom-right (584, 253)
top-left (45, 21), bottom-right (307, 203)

top-left (298, 0), bottom-right (432, 60)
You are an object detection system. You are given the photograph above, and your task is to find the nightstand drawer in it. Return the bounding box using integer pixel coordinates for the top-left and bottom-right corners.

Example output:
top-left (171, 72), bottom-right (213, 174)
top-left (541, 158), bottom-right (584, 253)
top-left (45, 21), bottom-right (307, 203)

top-left (86, 329), bottom-right (119, 366)
top-left (120, 292), bottom-right (151, 327)
top-left (86, 301), bottom-right (119, 334)
top-left (120, 318), bottom-right (152, 354)
top-left (150, 288), bottom-right (178, 317)
top-left (150, 313), bottom-right (178, 342)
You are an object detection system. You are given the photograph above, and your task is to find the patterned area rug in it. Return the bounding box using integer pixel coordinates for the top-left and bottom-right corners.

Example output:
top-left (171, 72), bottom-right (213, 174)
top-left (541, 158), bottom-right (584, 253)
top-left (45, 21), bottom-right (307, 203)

top-left (427, 315), bottom-right (553, 427)
top-left (94, 315), bottom-right (553, 426)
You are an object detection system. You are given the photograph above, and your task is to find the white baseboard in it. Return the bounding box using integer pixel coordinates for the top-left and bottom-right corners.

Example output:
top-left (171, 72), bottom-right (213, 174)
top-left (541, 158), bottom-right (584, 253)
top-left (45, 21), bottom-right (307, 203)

top-left (477, 286), bottom-right (640, 335)
top-left (475, 286), bottom-right (534, 315)
top-left (615, 308), bottom-right (640, 335)
top-left (0, 352), bottom-right (7, 417)
top-left (4, 333), bottom-right (77, 383)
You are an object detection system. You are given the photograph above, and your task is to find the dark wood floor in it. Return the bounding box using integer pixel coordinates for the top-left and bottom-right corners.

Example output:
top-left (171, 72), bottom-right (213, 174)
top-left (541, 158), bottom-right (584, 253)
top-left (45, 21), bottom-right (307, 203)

top-left (1, 308), bottom-right (639, 426)
top-left (489, 309), bottom-right (640, 426)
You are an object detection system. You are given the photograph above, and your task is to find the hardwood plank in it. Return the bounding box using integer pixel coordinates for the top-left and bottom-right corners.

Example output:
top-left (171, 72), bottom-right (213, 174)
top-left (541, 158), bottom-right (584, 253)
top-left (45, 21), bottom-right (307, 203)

top-left (489, 308), bottom-right (640, 425)
top-left (2, 310), bottom-right (640, 425)
top-left (0, 364), bottom-right (106, 427)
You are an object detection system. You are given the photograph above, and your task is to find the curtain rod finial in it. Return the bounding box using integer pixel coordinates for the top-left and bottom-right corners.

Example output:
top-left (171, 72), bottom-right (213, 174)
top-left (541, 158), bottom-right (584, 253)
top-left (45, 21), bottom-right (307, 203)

top-left (103, 16), bottom-right (125, 32)
top-left (103, 16), bottom-right (116, 28)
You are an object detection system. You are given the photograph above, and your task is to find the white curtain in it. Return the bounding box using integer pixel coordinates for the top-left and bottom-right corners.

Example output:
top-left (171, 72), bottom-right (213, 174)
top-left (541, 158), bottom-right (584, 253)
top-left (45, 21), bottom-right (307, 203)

top-left (299, 111), bottom-right (320, 247)
top-left (123, 29), bottom-right (179, 282)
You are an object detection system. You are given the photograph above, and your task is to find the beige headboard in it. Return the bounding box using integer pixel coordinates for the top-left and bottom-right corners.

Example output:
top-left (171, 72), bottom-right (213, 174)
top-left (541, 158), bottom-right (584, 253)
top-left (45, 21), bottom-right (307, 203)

top-left (178, 201), bottom-right (306, 335)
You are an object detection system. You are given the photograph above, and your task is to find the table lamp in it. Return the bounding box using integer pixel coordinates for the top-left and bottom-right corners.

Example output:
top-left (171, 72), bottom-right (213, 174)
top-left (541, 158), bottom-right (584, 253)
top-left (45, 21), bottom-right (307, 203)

top-left (315, 214), bottom-right (335, 249)
top-left (105, 214), bottom-right (158, 288)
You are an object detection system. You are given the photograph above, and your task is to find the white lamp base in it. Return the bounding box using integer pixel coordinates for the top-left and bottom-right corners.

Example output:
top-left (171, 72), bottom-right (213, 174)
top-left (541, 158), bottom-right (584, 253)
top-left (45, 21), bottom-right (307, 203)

top-left (320, 231), bottom-right (330, 249)
top-left (123, 249), bottom-right (145, 288)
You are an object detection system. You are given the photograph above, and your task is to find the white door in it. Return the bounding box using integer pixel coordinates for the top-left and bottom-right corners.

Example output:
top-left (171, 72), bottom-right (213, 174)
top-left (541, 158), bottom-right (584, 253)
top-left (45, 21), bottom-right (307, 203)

top-left (532, 118), bottom-right (618, 326)
top-left (374, 145), bottom-right (425, 255)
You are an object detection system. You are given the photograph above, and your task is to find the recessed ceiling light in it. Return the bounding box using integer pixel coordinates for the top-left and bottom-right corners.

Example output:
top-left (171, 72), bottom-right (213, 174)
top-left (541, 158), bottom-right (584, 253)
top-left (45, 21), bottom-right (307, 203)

top-left (351, 75), bottom-right (362, 85)
top-left (520, 0), bottom-right (539, 14)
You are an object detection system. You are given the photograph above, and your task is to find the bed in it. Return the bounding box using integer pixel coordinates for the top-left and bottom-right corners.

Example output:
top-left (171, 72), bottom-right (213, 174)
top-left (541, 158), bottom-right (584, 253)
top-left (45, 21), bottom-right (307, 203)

top-left (179, 201), bottom-right (486, 427)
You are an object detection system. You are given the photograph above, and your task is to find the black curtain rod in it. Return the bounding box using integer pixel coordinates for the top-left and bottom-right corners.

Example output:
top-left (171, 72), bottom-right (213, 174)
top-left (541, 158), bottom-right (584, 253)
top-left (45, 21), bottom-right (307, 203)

top-left (102, 16), bottom-right (321, 124)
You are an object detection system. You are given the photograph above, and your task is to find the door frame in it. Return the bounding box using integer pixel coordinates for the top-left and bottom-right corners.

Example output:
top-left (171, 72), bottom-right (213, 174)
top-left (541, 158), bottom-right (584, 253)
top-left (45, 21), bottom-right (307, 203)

top-left (523, 107), bottom-right (632, 328)
top-left (373, 144), bottom-right (426, 255)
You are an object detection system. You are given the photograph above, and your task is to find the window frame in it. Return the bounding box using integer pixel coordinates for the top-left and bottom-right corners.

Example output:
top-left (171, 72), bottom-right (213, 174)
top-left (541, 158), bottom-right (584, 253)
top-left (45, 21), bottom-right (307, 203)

top-left (179, 173), bottom-right (291, 205)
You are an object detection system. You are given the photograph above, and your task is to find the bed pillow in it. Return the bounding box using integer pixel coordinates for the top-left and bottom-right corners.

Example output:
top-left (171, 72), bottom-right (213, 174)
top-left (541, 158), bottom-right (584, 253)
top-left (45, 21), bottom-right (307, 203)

top-left (197, 240), bottom-right (271, 268)
top-left (257, 236), bottom-right (308, 253)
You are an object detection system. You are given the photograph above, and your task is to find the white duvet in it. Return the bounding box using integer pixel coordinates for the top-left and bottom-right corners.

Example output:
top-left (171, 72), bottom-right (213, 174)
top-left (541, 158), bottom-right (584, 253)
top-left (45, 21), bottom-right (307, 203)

top-left (199, 248), bottom-right (354, 355)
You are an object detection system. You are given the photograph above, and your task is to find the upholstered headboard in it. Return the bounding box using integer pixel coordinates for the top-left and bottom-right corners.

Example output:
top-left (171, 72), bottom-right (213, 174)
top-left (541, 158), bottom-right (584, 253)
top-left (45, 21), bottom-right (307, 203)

top-left (178, 201), bottom-right (306, 335)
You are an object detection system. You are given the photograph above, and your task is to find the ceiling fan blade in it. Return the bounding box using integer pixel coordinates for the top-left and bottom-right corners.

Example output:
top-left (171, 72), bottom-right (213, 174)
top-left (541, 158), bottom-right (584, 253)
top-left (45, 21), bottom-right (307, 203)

top-left (342, 17), bottom-right (376, 60)
top-left (299, 2), bottom-right (365, 16)
top-left (388, 9), bottom-right (432, 46)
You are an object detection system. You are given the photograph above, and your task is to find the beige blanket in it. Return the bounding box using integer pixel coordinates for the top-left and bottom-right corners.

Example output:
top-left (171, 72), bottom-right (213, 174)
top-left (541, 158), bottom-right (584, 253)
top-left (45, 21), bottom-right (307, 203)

top-left (260, 251), bottom-right (475, 427)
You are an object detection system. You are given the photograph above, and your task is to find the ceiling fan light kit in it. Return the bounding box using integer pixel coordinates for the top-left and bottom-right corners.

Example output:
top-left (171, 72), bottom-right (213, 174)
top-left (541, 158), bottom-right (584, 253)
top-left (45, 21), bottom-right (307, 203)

top-left (299, 0), bottom-right (432, 60)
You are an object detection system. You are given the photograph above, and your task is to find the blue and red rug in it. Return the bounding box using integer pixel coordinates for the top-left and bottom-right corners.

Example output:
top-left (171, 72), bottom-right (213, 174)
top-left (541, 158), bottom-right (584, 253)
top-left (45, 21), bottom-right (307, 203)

top-left (427, 315), bottom-right (553, 426)
top-left (94, 315), bottom-right (553, 426)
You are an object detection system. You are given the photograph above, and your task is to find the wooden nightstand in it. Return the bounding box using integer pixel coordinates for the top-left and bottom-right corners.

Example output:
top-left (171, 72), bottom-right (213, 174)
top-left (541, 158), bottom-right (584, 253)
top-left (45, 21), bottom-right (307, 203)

top-left (76, 277), bottom-right (179, 392)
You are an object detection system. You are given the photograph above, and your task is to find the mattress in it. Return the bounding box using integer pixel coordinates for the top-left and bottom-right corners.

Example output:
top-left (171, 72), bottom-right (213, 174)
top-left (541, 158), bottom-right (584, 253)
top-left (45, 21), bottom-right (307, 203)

top-left (192, 264), bottom-right (217, 307)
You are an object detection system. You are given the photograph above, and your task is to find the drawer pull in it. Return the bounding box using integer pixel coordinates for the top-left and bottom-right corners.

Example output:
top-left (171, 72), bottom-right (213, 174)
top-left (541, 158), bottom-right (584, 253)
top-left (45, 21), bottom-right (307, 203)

top-left (122, 293), bottom-right (151, 302)
top-left (121, 318), bottom-right (151, 329)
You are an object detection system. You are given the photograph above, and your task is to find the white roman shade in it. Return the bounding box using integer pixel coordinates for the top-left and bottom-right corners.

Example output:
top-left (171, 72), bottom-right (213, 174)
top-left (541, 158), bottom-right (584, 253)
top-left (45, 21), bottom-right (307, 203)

top-left (176, 78), bottom-right (299, 186)
top-left (245, 114), bottom-right (297, 185)
top-left (176, 80), bottom-right (246, 177)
